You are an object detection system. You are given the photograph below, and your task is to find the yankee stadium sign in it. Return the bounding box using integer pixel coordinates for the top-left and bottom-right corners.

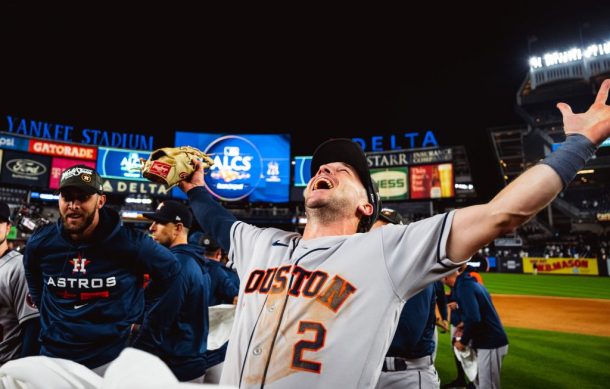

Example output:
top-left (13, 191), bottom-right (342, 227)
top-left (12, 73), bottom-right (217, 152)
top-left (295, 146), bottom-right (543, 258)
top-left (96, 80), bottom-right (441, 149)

top-left (4, 115), bottom-right (154, 151)
top-left (204, 135), bottom-right (263, 201)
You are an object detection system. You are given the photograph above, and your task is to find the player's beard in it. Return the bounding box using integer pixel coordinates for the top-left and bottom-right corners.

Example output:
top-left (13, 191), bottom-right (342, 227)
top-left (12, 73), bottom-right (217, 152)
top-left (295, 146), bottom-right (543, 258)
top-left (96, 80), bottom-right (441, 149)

top-left (62, 209), bottom-right (96, 235)
top-left (305, 195), bottom-right (353, 224)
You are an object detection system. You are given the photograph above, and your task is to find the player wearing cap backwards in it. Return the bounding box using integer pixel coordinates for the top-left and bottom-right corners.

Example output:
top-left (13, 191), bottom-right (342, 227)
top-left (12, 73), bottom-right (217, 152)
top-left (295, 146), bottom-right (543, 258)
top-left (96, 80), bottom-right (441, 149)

top-left (372, 208), bottom-right (440, 389)
top-left (178, 80), bottom-right (610, 389)
top-left (23, 165), bottom-right (182, 375)
top-left (0, 201), bottom-right (40, 364)
top-left (131, 200), bottom-right (211, 383)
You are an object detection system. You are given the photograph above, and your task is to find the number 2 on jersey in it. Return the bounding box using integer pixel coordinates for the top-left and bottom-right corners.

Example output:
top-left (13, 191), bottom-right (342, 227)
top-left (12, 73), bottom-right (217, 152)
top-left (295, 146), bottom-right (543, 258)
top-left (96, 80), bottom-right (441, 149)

top-left (291, 321), bottom-right (326, 373)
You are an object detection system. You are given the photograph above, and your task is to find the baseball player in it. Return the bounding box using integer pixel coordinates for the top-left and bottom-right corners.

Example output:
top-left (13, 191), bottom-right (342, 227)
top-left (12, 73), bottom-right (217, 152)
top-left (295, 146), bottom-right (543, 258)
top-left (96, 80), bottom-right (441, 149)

top-left (444, 267), bottom-right (508, 389)
top-left (0, 201), bottom-right (40, 364)
top-left (132, 200), bottom-right (211, 383)
top-left (23, 165), bottom-right (182, 375)
top-left (177, 80), bottom-right (610, 389)
top-left (372, 208), bottom-right (440, 389)
top-left (197, 235), bottom-right (240, 383)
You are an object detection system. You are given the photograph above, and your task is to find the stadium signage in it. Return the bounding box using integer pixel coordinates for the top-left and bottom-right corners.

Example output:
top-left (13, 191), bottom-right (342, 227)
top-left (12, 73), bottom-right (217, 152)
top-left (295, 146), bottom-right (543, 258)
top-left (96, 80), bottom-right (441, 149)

top-left (353, 130), bottom-right (439, 152)
top-left (367, 147), bottom-right (452, 168)
top-left (29, 140), bottom-right (97, 160)
top-left (4, 115), bottom-right (154, 151)
top-left (102, 179), bottom-right (171, 196)
top-left (0, 133), bottom-right (30, 151)
top-left (370, 168), bottom-right (409, 200)
top-left (204, 135), bottom-right (263, 201)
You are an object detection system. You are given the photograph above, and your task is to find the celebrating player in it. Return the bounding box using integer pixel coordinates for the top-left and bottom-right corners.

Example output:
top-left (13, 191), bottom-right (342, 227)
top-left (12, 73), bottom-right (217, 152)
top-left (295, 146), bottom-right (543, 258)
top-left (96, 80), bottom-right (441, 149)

top-left (23, 165), bottom-right (182, 375)
top-left (175, 79), bottom-right (610, 388)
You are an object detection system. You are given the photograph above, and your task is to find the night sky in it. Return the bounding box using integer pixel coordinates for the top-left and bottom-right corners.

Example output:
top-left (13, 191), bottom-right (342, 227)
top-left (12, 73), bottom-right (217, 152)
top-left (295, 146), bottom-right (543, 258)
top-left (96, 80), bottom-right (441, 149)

top-left (3, 2), bottom-right (610, 201)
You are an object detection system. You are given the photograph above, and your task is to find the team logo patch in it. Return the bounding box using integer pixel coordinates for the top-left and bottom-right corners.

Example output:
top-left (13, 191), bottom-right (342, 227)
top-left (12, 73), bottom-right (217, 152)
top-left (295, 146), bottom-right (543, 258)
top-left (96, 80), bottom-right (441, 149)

top-left (81, 174), bottom-right (92, 182)
top-left (70, 256), bottom-right (91, 274)
top-left (149, 160), bottom-right (171, 178)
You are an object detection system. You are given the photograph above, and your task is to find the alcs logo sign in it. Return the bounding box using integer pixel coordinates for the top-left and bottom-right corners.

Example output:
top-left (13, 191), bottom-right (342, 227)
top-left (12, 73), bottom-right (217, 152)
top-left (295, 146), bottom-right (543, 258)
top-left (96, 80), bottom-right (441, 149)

top-left (204, 135), bottom-right (263, 201)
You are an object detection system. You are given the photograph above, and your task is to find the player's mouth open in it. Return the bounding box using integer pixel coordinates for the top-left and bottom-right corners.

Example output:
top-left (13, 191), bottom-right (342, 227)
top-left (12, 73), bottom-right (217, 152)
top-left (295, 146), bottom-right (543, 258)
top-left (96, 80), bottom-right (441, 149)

top-left (312, 178), bottom-right (334, 190)
top-left (66, 213), bottom-right (83, 220)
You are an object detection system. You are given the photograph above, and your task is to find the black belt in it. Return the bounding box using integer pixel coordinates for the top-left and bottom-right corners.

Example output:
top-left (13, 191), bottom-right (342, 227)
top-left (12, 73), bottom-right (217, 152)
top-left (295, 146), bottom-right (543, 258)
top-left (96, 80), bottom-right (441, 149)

top-left (382, 356), bottom-right (432, 372)
top-left (382, 358), bottom-right (407, 372)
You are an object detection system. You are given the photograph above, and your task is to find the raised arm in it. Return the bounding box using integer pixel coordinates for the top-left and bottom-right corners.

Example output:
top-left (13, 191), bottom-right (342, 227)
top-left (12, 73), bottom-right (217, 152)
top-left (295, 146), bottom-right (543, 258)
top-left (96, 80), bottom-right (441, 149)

top-left (179, 160), bottom-right (237, 251)
top-left (448, 79), bottom-right (610, 261)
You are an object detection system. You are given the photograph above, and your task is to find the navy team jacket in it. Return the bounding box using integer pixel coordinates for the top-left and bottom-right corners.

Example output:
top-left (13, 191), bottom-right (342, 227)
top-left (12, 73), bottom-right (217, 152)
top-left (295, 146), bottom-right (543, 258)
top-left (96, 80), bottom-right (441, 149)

top-left (23, 207), bottom-right (181, 369)
top-left (134, 243), bottom-right (211, 381)
top-left (453, 273), bottom-right (508, 349)
top-left (386, 284), bottom-right (436, 359)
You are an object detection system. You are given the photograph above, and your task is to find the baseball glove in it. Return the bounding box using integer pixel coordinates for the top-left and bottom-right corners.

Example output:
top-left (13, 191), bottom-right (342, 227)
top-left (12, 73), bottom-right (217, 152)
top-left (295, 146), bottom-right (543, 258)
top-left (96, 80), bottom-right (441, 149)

top-left (140, 146), bottom-right (214, 188)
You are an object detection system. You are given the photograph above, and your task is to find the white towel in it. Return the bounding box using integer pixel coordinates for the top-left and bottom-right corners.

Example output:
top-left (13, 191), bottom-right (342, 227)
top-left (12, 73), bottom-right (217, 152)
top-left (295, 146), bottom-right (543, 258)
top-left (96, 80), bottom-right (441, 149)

top-left (453, 346), bottom-right (477, 382)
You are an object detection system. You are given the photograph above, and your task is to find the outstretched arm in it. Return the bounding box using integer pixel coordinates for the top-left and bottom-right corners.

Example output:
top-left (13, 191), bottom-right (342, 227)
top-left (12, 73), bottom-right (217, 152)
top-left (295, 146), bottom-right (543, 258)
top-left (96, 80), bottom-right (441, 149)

top-left (448, 79), bottom-right (610, 261)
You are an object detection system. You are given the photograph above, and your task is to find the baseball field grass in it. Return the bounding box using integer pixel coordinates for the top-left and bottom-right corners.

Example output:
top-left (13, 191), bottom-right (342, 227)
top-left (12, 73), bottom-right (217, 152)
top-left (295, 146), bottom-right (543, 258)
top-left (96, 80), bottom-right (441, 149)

top-left (435, 273), bottom-right (610, 388)
top-left (475, 273), bottom-right (610, 299)
top-left (436, 328), bottom-right (610, 389)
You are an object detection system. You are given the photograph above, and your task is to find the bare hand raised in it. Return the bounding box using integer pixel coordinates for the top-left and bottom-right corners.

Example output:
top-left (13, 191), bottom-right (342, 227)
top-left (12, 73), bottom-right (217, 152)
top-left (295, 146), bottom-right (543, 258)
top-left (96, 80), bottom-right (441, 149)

top-left (557, 79), bottom-right (610, 145)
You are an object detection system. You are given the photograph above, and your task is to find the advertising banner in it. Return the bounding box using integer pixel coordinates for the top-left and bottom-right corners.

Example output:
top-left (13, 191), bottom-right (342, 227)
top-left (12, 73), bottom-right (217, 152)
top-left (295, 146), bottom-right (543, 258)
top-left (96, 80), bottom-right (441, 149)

top-left (523, 257), bottom-right (599, 276)
top-left (0, 133), bottom-right (30, 152)
top-left (409, 163), bottom-right (454, 199)
top-left (371, 167), bottom-right (409, 200)
top-left (29, 140), bottom-right (97, 160)
top-left (97, 147), bottom-right (150, 181)
top-left (0, 150), bottom-right (51, 187)
top-left (49, 157), bottom-right (97, 190)
top-left (101, 179), bottom-right (171, 197)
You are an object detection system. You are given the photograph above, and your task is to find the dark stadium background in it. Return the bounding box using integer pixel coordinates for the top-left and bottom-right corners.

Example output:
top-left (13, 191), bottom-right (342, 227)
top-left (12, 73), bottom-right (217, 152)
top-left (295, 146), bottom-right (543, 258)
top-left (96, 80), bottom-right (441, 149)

top-left (2, 2), bottom-right (610, 202)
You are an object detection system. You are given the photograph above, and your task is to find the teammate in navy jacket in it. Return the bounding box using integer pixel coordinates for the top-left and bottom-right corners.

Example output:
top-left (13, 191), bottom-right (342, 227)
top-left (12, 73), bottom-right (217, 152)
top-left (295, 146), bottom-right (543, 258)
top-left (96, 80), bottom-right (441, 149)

top-left (23, 165), bottom-right (181, 374)
top-left (372, 208), bottom-right (440, 389)
top-left (444, 268), bottom-right (508, 389)
top-left (134, 200), bottom-right (211, 383)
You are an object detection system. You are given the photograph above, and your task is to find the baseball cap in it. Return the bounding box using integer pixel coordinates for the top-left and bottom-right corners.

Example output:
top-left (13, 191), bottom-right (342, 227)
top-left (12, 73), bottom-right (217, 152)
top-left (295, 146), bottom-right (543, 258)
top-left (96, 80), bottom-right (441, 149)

top-left (311, 138), bottom-right (380, 230)
top-left (143, 200), bottom-right (193, 228)
top-left (59, 165), bottom-right (104, 195)
top-left (0, 201), bottom-right (11, 223)
top-left (378, 207), bottom-right (404, 225)
top-left (200, 234), bottom-right (220, 252)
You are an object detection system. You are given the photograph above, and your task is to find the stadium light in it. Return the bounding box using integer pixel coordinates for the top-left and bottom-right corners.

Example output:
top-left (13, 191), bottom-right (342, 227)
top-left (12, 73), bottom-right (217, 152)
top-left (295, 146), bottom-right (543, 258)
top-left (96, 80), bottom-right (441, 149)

top-left (529, 39), bottom-right (610, 70)
top-left (577, 169), bottom-right (595, 175)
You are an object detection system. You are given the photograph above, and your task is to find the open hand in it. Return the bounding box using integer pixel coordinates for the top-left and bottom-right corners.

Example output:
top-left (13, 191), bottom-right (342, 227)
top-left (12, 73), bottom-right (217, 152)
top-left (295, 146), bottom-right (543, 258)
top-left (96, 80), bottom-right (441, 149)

top-left (557, 79), bottom-right (610, 146)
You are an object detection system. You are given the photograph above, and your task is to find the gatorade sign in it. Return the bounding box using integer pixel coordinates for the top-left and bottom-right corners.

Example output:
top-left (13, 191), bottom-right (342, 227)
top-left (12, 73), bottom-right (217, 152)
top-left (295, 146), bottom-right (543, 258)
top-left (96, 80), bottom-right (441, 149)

top-left (204, 135), bottom-right (264, 201)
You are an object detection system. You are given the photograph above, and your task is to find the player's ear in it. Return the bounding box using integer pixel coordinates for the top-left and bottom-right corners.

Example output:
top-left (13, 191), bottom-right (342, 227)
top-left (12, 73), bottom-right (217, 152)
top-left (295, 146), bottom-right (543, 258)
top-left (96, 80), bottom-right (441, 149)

top-left (356, 202), bottom-right (374, 218)
top-left (97, 194), bottom-right (106, 209)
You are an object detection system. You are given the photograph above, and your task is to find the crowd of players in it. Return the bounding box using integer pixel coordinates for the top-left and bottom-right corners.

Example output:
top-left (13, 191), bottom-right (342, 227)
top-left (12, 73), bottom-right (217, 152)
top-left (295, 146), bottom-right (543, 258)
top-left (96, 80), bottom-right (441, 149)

top-left (0, 166), bottom-right (509, 389)
top-left (1, 80), bottom-right (609, 388)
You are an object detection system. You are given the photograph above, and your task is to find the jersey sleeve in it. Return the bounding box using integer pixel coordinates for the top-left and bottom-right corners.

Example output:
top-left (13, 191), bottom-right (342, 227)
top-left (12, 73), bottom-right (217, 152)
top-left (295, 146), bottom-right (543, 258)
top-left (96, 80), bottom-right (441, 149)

top-left (382, 211), bottom-right (468, 300)
top-left (23, 231), bottom-right (44, 308)
top-left (188, 186), bottom-right (238, 252)
top-left (227, 222), bottom-right (299, 279)
top-left (10, 255), bottom-right (39, 323)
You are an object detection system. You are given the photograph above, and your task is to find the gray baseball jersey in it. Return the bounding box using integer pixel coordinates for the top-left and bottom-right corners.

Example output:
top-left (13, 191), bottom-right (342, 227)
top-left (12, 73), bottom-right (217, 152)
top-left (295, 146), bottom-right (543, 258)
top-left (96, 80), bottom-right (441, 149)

top-left (221, 211), bottom-right (466, 389)
top-left (0, 250), bottom-right (39, 363)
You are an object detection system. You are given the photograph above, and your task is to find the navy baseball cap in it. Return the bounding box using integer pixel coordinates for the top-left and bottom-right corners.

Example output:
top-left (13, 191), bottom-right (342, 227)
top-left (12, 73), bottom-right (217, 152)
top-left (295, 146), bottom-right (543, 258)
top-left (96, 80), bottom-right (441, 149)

top-left (143, 200), bottom-right (193, 228)
top-left (0, 201), bottom-right (11, 223)
top-left (59, 165), bottom-right (104, 195)
top-left (378, 208), bottom-right (404, 225)
top-left (311, 138), bottom-right (380, 230)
